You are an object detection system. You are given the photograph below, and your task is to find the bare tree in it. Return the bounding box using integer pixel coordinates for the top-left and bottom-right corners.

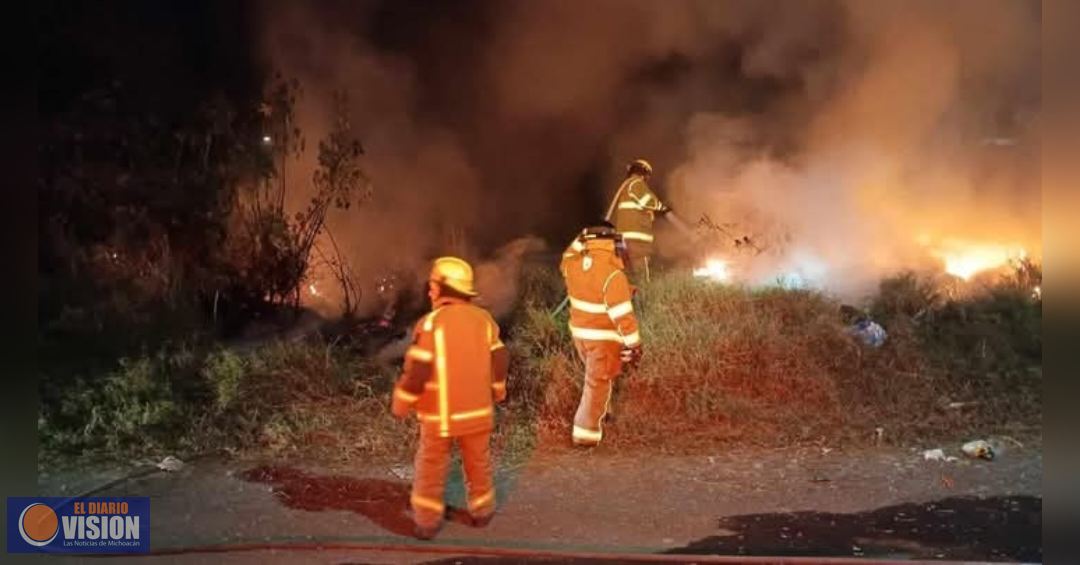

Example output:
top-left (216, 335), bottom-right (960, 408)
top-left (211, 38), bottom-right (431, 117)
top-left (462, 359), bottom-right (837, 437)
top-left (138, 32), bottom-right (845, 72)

top-left (228, 84), bottom-right (371, 320)
top-left (696, 213), bottom-right (766, 255)
top-left (290, 91), bottom-right (373, 311)
top-left (315, 227), bottom-right (363, 320)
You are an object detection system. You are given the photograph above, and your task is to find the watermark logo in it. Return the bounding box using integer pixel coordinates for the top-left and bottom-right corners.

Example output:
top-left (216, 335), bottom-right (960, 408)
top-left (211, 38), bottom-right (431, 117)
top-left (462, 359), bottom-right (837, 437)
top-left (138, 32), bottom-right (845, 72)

top-left (18, 503), bottom-right (59, 547)
top-left (7, 497), bottom-right (149, 554)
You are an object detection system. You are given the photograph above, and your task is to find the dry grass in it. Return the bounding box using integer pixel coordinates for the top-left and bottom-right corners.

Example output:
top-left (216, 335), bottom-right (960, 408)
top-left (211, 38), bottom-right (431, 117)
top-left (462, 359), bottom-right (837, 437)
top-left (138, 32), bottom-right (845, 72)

top-left (508, 266), bottom-right (1041, 452)
top-left (41, 264), bottom-right (1041, 465)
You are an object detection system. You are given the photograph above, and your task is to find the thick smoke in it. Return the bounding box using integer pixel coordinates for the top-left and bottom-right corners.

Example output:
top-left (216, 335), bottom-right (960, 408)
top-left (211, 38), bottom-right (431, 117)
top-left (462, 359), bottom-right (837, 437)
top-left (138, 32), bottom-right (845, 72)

top-left (259, 1), bottom-right (488, 316)
top-left (666, 0), bottom-right (1040, 296)
top-left (258, 0), bottom-right (1040, 309)
top-left (374, 236), bottom-right (545, 364)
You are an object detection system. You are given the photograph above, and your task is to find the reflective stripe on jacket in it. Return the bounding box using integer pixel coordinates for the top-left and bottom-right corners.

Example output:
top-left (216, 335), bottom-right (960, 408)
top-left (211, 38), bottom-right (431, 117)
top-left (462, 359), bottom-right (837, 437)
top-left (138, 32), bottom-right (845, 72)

top-left (392, 297), bottom-right (509, 437)
top-left (605, 174), bottom-right (666, 243)
top-left (560, 238), bottom-right (641, 347)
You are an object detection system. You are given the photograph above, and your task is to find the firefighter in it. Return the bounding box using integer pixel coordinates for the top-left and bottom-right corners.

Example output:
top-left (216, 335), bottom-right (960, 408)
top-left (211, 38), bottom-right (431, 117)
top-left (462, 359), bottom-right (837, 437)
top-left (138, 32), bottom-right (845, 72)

top-left (604, 158), bottom-right (672, 281)
top-left (560, 223), bottom-right (642, 447)
top-left (391, 256), bottom-right (510, 540)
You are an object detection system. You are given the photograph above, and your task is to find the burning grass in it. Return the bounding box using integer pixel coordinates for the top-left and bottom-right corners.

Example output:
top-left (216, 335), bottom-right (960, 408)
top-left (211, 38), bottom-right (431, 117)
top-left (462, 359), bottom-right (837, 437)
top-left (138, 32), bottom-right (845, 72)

top-left (508, 264), bottom-right (1041, 452)
top-left (40, 263), bottom-right (1041, 465)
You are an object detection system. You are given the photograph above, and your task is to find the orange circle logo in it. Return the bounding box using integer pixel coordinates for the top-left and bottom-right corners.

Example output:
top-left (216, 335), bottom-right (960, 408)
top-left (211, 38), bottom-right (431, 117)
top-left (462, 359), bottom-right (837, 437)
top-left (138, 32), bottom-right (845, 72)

top-left (19, 503), bottom-right (59, 546)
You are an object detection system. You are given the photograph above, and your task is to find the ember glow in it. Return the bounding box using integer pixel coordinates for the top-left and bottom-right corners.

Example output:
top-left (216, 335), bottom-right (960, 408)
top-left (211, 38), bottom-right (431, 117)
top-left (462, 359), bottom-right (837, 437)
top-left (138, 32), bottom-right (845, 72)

top-left (307, 283), bottom-right (321, 297)
top-left (931, 241), bottom-right (1026, 281)
top-left (693, 259), bottom-right (731, 282)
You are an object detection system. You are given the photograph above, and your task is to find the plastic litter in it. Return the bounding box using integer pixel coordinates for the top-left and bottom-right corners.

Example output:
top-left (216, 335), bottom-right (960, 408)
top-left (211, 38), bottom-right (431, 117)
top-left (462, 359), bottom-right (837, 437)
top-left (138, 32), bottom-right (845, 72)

top-left (839, 305), bottom-right (887, 347)
top-left (390, 464), bottom-right (414, 480)
top-left (962, 439), bottom-right (995, 460)
top-left (923, 449), bottom-right (946, 461)
top-left (849, 319), bottom-right (887, 347)
top-left (156, 455), bottom-right (185, 472)
top-left (923, 449), bottom-right (959, 462)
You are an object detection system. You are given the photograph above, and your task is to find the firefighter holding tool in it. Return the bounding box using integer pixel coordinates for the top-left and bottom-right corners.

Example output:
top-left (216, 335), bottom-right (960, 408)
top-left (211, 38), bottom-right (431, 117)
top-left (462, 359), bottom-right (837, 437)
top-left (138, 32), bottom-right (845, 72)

top-left (391, 257), bottom-right (509, 540)
top-left (605, 158), bottom-right (672, 281)
top-left (560, 223), bottom-right (642, 447)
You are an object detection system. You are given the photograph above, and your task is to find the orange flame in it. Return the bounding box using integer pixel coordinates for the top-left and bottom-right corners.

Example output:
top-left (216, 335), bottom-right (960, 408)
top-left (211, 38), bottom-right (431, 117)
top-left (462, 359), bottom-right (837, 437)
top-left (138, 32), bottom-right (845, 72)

top-left (930, 240), bottom-right (1025, 281)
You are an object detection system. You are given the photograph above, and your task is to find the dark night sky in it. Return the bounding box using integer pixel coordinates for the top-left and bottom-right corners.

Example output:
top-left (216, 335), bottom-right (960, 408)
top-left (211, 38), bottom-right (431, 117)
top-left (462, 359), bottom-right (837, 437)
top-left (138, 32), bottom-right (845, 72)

top-left (37, 0), bottom-right (808, 250)
top-left (38, 0), bottom-right (1041, 272)
top-left (38, 1), bottom-right (260, 119)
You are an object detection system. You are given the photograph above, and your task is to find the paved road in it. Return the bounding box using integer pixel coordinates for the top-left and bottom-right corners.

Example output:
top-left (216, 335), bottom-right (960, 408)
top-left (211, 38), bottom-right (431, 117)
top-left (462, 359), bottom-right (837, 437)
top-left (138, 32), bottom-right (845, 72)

top-left (41, 445), bottom-right (1041, 563)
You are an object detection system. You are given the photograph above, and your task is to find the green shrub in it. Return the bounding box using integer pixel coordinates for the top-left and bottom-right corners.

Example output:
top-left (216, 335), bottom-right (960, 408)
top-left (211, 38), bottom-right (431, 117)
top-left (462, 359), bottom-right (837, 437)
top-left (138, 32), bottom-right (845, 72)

top-left (41, 349), bottom-right (201, 456)
top-left (203, 349), bottom-right (246, 411)
top-left (41, 263), bottom-right (1042, 464)
top-left (40, 340), bottom-right (406, 463)
top-left (870, 271), bottom-right (941, 320)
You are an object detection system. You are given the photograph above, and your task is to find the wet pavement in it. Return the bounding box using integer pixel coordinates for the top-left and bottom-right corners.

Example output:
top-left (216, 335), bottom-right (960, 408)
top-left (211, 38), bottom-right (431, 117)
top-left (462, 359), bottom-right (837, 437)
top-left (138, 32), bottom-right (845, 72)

top-left (236, 460), bottom-right (1041, 562)
top-left (669, 495), bottom-right (1041, 562)
top-left (396, 496), bottom-right (1041, 563)
top-left (239, 465), bottom-right (486, 537)
top-left (45, 446), bottom-right (1042, 563)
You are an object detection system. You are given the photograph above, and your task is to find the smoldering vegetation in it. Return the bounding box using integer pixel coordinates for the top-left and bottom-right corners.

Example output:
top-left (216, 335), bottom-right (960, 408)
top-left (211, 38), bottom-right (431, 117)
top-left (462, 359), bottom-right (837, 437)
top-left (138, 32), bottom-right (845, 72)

top-left (260, 0), bottom-right (1039, 306)
top-left (38, 1), bottom-right (1040, 464)
top-left (40, 265), bottom-right (1040, 463)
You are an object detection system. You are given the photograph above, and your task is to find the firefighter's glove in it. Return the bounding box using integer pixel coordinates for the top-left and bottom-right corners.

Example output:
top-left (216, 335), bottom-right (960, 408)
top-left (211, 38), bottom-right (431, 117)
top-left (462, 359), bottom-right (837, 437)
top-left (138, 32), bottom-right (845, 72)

top-left (620, 345), bottom-right (643, 368)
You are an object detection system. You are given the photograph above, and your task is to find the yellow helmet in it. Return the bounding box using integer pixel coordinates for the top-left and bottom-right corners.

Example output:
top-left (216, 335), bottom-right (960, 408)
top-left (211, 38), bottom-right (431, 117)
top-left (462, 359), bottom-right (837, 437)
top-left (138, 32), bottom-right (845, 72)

top-left (429, 256), bottom-right (479, 297)
top-left (627, 158), bottom-right (653, 176)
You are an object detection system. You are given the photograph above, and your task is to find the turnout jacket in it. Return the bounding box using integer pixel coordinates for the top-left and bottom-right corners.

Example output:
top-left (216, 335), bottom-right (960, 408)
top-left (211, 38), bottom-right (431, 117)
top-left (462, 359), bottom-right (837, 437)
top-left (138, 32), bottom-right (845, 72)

top-left (605, 174), bottom-right (668, 244)
top-left (560, 237), bottom-right (641, 348)
top-left (392, 297), bottom-right (509, 437)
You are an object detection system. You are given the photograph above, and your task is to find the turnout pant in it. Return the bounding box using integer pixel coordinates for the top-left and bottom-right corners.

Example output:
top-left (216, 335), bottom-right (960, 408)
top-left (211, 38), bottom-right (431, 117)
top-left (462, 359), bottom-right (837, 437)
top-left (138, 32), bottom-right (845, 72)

top-left (625, 241), bottom-right (652, 283)
top-left (410, 428), bottom-right (495, 528)
top-left (572, 339), bottom-right (623, 445)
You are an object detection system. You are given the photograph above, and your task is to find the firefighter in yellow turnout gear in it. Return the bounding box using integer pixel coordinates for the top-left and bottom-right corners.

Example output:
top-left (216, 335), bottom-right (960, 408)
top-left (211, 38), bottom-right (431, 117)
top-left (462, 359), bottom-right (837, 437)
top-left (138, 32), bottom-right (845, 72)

top-left (560, 224), bottom-right (642, 446)
top-left (391, 257), bottom-right (509, 540)
top-left (605, 158), bottom-right (671, 280)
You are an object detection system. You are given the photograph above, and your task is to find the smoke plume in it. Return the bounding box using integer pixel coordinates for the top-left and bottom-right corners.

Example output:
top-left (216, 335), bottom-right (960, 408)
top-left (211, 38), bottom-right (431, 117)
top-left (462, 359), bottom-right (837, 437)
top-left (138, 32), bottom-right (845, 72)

top-left (257, 0), bottom-right (1040, 308)
top-left (665, 0), bottom-right (1040, 296)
